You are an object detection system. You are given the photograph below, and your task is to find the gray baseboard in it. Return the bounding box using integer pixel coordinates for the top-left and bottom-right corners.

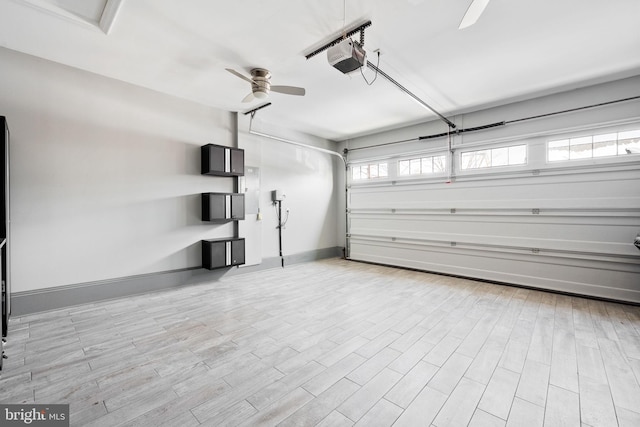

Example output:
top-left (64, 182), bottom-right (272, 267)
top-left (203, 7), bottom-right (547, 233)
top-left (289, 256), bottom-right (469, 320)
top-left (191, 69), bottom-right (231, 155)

top-left (11, 247), bottom-right (344, 316)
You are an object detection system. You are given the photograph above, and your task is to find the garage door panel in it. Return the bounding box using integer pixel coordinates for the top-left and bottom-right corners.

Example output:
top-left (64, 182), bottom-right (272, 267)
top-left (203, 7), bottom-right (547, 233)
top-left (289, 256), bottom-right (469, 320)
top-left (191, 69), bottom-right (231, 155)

top-left (348, 166), bottom-right (640, 302)
top-left (350, 240), bottom-right (640, 302)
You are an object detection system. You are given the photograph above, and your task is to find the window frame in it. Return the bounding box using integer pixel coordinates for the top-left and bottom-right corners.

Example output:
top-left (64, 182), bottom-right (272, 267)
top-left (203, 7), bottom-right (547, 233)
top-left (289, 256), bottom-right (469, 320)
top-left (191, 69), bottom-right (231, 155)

top-left (547, 128), bottom-right (640, 163)
top-left (397, 154), bottom-right (447, 177)
top-left (351, 162), bottom-right (389, 181)
top-left (459, 144), bottom-right (528, 171)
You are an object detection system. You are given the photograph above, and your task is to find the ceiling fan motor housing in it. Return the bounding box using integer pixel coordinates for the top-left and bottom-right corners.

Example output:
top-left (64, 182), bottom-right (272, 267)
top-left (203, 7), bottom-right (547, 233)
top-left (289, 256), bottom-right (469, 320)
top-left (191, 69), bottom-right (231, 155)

top-left (251, 68), bottom-right (271, 98)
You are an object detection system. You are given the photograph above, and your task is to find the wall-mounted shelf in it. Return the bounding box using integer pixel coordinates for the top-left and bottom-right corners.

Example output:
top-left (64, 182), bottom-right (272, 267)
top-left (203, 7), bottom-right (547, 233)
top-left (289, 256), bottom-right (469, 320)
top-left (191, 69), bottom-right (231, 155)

top-left (200, 143), bottom-right (246, 271)
top-left (202, 238), bottom-right (245, 270)
top-left (201, 143), bottom-right (244, 176)
top-left (202, 193), bottom-right (245, 222)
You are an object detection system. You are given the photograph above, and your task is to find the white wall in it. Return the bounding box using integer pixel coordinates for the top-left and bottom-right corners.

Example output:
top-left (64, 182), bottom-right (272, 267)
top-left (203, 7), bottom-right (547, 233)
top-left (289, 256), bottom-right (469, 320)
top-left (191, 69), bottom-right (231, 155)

top-left (238, 117), bottom-right (342, 262)
top-left (0, 46), bottom-right (340, 294)
top-left (342, 76), bottom-right (640, 302)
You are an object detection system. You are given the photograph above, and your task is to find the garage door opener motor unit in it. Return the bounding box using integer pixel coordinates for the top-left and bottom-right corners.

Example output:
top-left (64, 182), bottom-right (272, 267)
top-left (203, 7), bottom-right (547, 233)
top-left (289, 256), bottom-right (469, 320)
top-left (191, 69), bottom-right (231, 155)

top-left (327, 38), bottom-right (366, 74)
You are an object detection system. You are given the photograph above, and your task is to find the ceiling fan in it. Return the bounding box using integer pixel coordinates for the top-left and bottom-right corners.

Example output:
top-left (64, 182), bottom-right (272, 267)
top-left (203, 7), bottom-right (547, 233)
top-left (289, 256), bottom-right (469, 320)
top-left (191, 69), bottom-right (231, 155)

top-left (226, 68), bottom-right (306, 103)
top-left (459, 0), bottom-right (490, 29)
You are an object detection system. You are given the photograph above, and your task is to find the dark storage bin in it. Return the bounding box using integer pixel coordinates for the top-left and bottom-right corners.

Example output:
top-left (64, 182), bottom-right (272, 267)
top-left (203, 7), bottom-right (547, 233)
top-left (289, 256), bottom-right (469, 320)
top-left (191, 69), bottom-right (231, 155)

top-left (201, 144), bottom-right (244, 176)
top-left (201, 193), bottom-right (245, 222)
top-left (202, 238), bottom-right (245, 270)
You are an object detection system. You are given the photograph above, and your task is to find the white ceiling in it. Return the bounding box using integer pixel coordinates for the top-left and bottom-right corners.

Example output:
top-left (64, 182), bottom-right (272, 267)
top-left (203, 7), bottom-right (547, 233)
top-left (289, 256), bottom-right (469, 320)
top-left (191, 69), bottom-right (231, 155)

top-left (1, 0), bottom-right (639, 141)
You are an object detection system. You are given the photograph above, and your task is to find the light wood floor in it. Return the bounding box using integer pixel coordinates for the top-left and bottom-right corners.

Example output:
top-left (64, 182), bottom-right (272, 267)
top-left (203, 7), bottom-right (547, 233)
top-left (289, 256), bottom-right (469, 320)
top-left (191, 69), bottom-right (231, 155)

top-left (2, 258), bottom-right (640, 426)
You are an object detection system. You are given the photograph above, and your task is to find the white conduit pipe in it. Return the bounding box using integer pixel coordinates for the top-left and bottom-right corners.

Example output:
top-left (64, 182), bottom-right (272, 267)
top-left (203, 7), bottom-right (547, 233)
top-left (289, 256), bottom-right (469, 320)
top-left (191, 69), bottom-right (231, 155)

top-left (248, 129), bottom-right (347, 166)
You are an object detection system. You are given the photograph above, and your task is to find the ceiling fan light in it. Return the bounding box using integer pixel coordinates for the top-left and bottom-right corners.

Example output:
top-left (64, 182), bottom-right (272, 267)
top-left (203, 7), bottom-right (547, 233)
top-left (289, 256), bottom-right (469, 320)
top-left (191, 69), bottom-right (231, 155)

top-left (254, 91), bottom-right (268, 99)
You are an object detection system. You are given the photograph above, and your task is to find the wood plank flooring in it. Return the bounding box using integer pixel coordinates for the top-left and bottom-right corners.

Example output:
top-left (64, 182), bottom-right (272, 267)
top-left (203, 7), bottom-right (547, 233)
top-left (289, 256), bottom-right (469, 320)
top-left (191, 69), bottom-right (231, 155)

top-left (2, 258), bottom-right (640, 426)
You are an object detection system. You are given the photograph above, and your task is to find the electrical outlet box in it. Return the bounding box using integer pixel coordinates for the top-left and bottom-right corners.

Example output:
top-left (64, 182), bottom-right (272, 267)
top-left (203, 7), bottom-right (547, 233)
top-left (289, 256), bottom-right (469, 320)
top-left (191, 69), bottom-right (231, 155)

top-left (271, 190), bottom-right (284, 202)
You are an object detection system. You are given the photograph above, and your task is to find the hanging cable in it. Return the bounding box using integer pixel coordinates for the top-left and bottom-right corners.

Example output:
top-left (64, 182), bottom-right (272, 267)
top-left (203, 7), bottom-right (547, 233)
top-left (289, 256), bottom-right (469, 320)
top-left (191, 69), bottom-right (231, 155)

top-left (274, 202), bottom-right (290, 228)
top-left (360, 50), bottom-right (380, 86)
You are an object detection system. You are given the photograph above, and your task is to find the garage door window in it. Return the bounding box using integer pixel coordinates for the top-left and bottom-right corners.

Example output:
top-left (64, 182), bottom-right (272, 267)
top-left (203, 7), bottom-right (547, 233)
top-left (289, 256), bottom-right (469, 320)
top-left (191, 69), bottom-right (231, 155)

top-left (352, 163), bottom-right (388, 180)
top-left (548, 129), bottom-right (640, 162)
top-left (461, 144), bottom-right (527, 170)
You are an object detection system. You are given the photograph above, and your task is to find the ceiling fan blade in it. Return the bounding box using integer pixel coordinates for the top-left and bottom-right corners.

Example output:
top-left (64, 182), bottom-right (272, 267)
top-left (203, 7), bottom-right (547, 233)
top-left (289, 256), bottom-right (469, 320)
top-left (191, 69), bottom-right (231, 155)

top-left (459, 0), bottom-right (490, 29)
top-left (242, 92), bottom-right (256, 103)
top-left (226, 68), bottom-right (254, 84)
top-left (270, 85), bottom-right (306, 96)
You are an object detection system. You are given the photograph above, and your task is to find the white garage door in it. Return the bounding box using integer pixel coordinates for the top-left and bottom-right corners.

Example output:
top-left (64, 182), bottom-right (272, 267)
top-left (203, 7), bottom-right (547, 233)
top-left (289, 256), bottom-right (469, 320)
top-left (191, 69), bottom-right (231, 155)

top-left (347, 125), bottom-right (640, 303)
